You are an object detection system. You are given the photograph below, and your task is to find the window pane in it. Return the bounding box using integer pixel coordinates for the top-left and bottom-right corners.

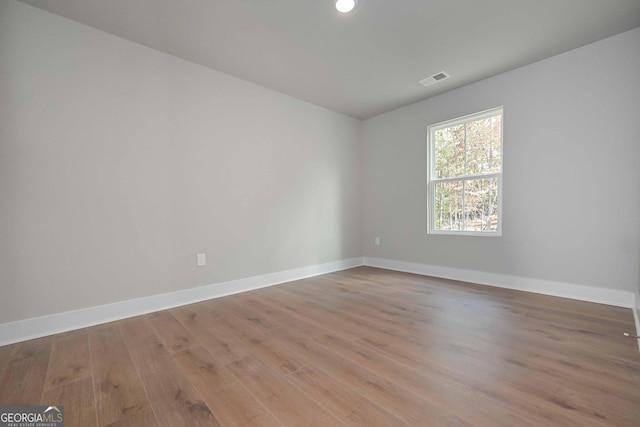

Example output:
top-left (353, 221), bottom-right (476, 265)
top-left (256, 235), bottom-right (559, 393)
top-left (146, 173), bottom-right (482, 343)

top-left (463, 177), bottom-right (499, 231)
top-left (434, 125), bottom-right (464, 178)
top-left (428, 107), bottom-right (502, 235)
top-left (434, 180), bottom-right (463, 230)
top-left (465, 114), bottom-right (502, 175)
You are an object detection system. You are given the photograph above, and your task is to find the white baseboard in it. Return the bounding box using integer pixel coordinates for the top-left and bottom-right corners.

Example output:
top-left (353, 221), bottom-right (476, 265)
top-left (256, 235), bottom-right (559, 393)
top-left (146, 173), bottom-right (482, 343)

top-left (635, 293), bottom-right (640, 352)
top-left (0, 257), bottom-right (364, 347)
top-left (364, 257), bottom-right (636, 309)
top-left (2, 255), bottom-right (635, 348)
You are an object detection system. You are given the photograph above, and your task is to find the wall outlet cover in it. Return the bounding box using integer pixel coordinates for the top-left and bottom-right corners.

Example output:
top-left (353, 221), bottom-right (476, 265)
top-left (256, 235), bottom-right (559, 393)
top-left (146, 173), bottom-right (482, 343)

top-left (196, 253), bottom-right (206, 266)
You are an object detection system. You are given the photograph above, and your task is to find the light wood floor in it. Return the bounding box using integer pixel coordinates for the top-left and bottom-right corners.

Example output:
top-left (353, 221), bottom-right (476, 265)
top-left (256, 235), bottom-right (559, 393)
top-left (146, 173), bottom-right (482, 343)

top-left (1, 267), bottom-right (639, 426)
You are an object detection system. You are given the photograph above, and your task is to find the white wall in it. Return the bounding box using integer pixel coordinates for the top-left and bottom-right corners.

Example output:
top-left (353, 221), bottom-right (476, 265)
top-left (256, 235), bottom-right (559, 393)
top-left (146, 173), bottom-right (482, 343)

top-left (0, 1), bottom-right (362, 324)
top-left (363, 28), bottom-right (640, 295)
top-left (1, 0), bottom-right (638, 332)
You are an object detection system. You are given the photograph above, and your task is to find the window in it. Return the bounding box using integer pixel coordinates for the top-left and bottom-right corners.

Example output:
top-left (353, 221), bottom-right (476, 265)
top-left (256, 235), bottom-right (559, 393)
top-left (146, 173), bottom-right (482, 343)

top-left (427, 107), bottom-right (503, 236)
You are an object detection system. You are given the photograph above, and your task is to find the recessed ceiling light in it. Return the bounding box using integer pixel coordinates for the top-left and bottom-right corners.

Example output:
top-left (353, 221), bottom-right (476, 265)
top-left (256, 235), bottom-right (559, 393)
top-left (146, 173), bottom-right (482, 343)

top-left (335, 0), bottom-right (357, 13)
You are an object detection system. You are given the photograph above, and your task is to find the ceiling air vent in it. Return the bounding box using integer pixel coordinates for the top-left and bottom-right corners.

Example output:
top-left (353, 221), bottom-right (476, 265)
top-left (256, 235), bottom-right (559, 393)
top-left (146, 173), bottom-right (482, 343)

top-left (419, 71), bottom-right (450, 87)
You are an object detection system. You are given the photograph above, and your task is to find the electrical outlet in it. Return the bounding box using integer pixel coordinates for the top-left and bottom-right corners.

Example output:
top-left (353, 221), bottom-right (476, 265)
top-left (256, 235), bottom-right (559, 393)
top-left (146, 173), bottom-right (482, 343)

top-left (375, 237), bottom-right (380, 246)
top-left (196, 253), bottom-right (206, 266)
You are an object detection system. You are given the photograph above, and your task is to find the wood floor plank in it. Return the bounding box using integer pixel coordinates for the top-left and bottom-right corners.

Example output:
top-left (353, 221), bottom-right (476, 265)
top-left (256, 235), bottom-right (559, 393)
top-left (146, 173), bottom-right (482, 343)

top-left (146, 311), bottom-right (197, 354)
top-left (267, 329), bottom-right (472, 426)
top-left (220, 296), bottom-right (283, 333)
top-left (170, 304), bottom-right (251, 365)
top-left (313, 332), bottom-right (540, 426)
top-left (287, 365), bottom-right (410, 427)
top-left (243, 295), bottom-right (323, 339)
top-left (0, 337), bottom-right (51, 405)
top-left (441, 340), bottom-right (638, 426)
top-left (260, 288), bottom-right (375, 341)
top-left (226, 355), bottom-right (344, 427)
top-left (335, 279), bottom-right (640, 368)
top-left (2, 267), bottom-right (639, 426)
top-left (43, 329), bottom-right (91, 391)
top-left (104, 406), bottom-right (158, 427)
top-left (174, 346), bottom-right (282, 427)
top-left (355, 329), bottom-right (616, 426)
top-left (378, 312), bottom-right (640, 405)
top-left (42, 377), bottom-right (97, 427)
top-left (88, 324), bottom-right (151, 426)
top-left (201, 382), bottom-right (284, 427)
top-left (173, 346), bottom-right (237, 392)
top-left (202, 305), bottom-right (306, 376)
top-left (349, 296), bottom-right (640, 386)
top-left (126, 335), bottom-right (221, 426)
top-left (116, 316), bottom-right (157, 348)
top-left (504, 344), bottom-right (640, 401)
top-left (352, 308), bottom-right (640, 404)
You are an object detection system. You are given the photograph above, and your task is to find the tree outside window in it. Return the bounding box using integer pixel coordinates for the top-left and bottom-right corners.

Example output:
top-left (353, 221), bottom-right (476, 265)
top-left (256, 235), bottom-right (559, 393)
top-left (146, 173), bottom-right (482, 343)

top-left (428, 107), bottom-right (503, 236)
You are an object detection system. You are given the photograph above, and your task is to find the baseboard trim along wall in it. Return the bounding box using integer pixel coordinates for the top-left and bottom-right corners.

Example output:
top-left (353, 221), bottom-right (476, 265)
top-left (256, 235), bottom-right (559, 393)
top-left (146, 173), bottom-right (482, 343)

top-left (0, 257), bottom-right (364, 347)
top-left (2, 256), bottom-right (636, 347)
top-left (635, 293), bottom-right (640, 352)
top-left (364, 257), bottom-right (636, 309)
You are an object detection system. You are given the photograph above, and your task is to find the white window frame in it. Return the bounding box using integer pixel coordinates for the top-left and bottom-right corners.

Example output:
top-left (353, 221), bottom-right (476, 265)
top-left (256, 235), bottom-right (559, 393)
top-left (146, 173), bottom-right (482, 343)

top-left (427, 107), bottom-right (503, 237)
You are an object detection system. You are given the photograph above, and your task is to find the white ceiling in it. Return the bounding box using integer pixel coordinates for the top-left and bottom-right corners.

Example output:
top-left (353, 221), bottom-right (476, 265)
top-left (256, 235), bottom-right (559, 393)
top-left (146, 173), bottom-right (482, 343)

top-left (18, 0), bottom-right (640, 119)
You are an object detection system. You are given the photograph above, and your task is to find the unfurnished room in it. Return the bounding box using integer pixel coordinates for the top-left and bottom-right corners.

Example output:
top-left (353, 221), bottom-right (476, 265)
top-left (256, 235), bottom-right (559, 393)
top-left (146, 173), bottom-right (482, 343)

top-left (1, 0), bottom-right (640, 426)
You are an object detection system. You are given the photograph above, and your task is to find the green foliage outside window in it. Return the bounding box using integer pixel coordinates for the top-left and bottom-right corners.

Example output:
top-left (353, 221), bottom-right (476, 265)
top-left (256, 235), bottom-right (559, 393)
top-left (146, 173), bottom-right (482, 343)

top-left (430, 111), bottom-right (502, 233)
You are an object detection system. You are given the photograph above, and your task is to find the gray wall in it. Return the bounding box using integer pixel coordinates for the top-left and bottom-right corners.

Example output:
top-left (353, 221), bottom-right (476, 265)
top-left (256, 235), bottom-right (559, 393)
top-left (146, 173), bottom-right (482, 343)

top-left (0, 1), bottom-right (363, 324)
top-left (1, 0), bottom-right (638, 327)
top-left (363, 27), bottom-right (640, 293)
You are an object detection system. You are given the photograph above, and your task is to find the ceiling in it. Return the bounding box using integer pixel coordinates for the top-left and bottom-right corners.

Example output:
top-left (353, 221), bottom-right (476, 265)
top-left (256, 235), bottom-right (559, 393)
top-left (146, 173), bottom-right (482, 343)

top-left (17, 0), bottom-right (640, 119)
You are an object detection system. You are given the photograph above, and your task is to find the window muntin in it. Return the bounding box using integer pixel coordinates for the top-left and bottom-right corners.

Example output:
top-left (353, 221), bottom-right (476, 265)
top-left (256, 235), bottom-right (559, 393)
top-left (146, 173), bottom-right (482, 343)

top-left (428, 107), bottom-right (503, 235)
